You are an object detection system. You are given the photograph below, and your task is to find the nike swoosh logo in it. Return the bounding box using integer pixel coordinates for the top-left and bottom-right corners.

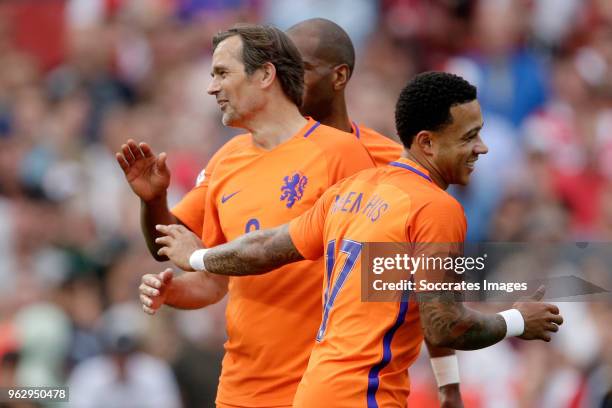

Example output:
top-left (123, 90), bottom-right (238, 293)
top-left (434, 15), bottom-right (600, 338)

top-left (221, 191), bottom-right (240, 203)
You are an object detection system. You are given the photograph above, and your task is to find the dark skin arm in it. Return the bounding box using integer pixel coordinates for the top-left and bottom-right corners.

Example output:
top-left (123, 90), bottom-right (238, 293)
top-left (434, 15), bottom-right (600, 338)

top-left (418, 291), bottom-right (507, 350)
top-left (417, 285), bottom-right (563, 350)
top-left (425, 341), bottom-right (463, 408)
top-left (141, 196), bottom-right (180, 261)
top-left (438, 383), bottom-right (462, 408)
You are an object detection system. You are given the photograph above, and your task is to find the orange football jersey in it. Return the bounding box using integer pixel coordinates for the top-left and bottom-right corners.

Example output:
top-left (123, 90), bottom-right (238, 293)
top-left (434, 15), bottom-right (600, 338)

top-left (172, 121), bottom-right (401, 238)
top-left (289, 158), bottom-right (467, 408)
top-left (174, 118), bottom-right (376, 407)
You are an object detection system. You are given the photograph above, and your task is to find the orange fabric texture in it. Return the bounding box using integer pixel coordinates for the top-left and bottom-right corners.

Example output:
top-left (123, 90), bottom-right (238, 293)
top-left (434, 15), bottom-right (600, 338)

top-left (288, 158), bottom-right (466, 408)
top-left (173, 119), bottom-right (376, 407)
top-left (352, 122), bottom-right (403, 167)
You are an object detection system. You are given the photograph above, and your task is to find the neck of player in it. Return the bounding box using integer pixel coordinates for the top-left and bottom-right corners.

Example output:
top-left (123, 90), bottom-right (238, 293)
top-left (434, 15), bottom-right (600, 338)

top-left (248, 100), bottom-right (308, 150)
top-left (315, 94), bottom-right (352, 133)
top-left (403, 150), bottom-right (449, 190)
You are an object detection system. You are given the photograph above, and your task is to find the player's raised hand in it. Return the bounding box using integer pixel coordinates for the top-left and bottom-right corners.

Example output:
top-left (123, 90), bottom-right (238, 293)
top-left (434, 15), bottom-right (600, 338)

top-left (140, 268), bottom-right (174, 315)
top-left (155, 224), bottom-right (203, 271)
top-left (116, 139), bottom-right (170, 202)
top-left (512, 286), bottom-right (564, 342)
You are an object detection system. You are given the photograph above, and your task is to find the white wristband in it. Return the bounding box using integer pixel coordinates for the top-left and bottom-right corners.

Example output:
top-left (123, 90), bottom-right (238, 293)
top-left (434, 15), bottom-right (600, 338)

top-left (189, 249), bottom-right (209, 271)
top-left (498, 309), bottom-right (525, 338)
top-left (430, 355), bottom-right (460, 387)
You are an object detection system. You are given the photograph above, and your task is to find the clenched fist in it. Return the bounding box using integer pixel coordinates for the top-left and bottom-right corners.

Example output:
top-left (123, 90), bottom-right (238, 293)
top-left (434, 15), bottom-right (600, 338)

top-left (139, 269), bottom-right (174, 315)
top-left (513, 286), bottom-right (564, 342)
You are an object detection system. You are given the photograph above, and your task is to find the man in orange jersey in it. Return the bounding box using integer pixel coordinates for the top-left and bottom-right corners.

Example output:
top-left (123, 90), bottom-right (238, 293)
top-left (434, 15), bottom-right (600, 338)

top-left (117, 24), bottom-right (377, 408)
top-left (156, 72), bottom-right (564, 408)
top-left (286, 18), bottom-right (463, 406)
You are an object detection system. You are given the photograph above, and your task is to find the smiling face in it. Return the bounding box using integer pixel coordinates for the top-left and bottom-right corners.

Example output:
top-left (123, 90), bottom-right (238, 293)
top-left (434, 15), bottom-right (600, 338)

top-left (206, 35), bottom-right (265, 127)
top-left (431, 100), bottom-right (487, 185)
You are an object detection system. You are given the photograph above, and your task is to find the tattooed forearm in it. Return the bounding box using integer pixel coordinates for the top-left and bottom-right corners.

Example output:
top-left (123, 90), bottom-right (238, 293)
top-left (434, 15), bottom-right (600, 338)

top-left (203, 224), bottom-right (305, 276)
top-left (418, 292), bottom-right (506, 350)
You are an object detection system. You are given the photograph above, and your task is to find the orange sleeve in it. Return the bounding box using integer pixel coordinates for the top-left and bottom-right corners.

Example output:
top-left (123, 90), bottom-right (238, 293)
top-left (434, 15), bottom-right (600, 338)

top-left (201, 186), bottom-right (227, 247)
top-left (171, 135), bottom-right (249, 237)
top-left (310, 128), bottom-right (376, 185)
top-left (171, 180), bottom-right (208, 237)
top-left (289, 185), bottom-right (340, 260)
top-left (358, 126), bottom-right (403, 167)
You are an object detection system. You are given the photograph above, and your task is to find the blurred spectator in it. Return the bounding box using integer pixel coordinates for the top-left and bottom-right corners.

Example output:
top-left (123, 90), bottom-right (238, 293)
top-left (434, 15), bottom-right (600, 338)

top-left (466, 0), bottom-right (549, 127)
top-left (522, 44), bottom-right (612, 237)
top-left (67, 303), bottom-right (182, 408)
top-left (14, 303), bottom-right (71, 387)
top-left (0, 322), bottom-right (20, 387)
top-left (55, 273), bottom-right (105, 369)
top-left (46, 26), bottom-right (133, 142)
top-left (263, 0), bottom-right (378, 48)
top-left (531, 0), bottom-right (583, 51)
top-left (380, 0), bottom-right (474, 69)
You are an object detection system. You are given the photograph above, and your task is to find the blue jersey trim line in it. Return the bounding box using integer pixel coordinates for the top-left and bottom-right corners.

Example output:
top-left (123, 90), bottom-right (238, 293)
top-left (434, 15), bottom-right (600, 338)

top-left (352, 121), bottom-right (361, 139)
top-left (366, 291), bottom-right (410, 408)
top-left (303, 121), bottom-right (321, 138)
top-left (389, 161), bottom-right (432, 182)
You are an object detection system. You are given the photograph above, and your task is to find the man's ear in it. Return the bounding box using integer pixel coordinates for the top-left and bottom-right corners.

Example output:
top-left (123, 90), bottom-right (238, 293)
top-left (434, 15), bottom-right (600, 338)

top-left (332, 64), bottom-right (350, 91)
top-left (260, 62), bottom-right (276, 89)
top-left (414, 131), bottom-right (435, 156)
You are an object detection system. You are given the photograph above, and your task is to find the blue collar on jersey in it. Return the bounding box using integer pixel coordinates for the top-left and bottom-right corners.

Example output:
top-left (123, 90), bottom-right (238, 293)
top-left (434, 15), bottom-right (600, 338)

top-left (303, 121), bottom-right (321, 138)
top-left (389, 161), bottom-right (433, 182)
top-left (352, 121), bottom-right (360, 139)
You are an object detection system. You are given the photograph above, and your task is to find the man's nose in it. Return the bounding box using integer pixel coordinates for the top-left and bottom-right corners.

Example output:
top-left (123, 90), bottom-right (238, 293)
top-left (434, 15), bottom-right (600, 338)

top-left (207, 78), bottom-right (220, 95)
top-left (475, 137), bottom-right (488, 155)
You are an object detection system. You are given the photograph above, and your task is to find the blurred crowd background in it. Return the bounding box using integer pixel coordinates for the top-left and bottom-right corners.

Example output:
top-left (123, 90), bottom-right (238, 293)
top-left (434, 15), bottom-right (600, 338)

top-left (0, 0), bottom-right (611, 407)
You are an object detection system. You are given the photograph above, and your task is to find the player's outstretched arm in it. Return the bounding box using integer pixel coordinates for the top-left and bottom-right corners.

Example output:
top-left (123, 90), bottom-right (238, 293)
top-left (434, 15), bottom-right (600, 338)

top-left (417, 286), bottom-right (563, 350)
top-left (203, 224), bottom-right (304, 275)
top-left (116, 139), bottom-right (178, 261)
top-left (156, 224), bottom-right (304, 275)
